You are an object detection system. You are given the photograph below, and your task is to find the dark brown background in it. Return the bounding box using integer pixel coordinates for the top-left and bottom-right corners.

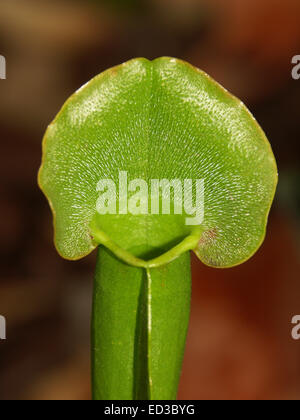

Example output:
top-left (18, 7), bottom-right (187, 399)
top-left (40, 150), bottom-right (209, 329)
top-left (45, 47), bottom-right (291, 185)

top-left (0, 0), bottom-right (300, 400)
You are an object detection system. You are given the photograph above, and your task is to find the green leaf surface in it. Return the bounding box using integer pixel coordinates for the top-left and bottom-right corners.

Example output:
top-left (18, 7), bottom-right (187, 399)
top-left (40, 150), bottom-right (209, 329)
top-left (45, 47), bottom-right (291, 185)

top-left (39, 57), bottom-right (277, 268)
top-left (92, 247), bottom-right (191, 400)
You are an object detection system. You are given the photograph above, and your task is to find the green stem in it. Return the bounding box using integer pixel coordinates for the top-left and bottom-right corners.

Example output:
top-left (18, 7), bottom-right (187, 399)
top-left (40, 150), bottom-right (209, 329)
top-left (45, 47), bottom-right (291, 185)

top-left (92, 246), bottom-right (191, 400)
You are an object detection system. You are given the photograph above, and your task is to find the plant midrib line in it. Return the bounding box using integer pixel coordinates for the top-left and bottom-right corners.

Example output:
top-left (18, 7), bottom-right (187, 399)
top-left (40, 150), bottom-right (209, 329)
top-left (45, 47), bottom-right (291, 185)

top-left (146, 63), bottom-right (154, 400)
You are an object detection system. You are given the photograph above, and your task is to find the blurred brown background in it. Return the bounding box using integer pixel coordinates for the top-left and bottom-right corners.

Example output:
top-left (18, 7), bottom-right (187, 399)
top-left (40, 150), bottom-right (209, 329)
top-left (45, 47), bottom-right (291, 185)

top-left (0, 0), bottom-right (300, 400)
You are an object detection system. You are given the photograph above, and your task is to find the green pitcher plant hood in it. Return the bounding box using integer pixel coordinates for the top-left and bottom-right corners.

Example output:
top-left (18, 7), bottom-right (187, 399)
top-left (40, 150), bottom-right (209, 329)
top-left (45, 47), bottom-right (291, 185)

top-left (38, 57), bottom-right (277, 269)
